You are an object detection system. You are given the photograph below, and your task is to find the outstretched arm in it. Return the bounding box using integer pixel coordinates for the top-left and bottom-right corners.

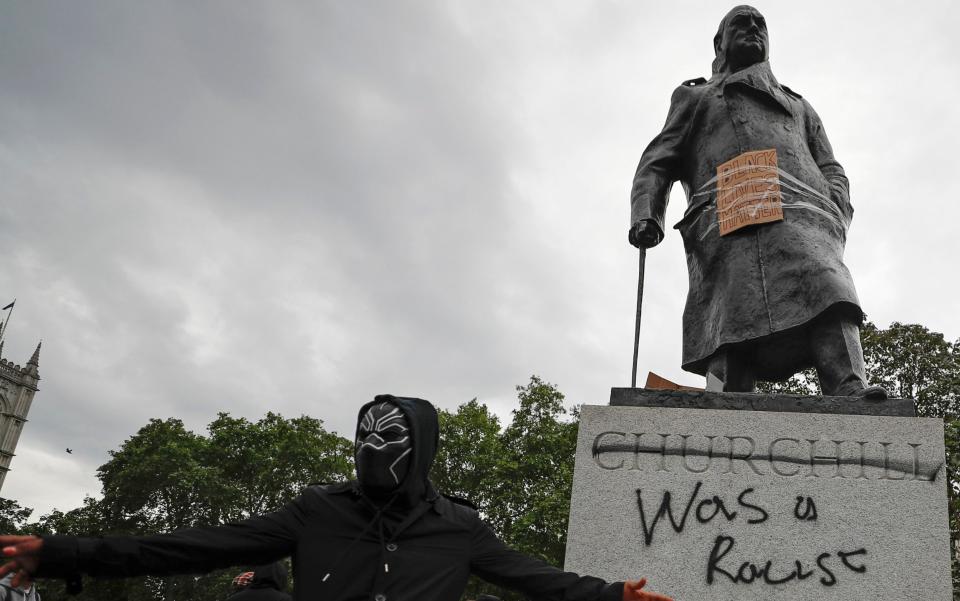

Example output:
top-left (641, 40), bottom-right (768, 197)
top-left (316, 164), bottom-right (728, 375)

top-left (0, 494), bottom-right (308, 591)
top-left (469, 518), bottom-right (672, 601)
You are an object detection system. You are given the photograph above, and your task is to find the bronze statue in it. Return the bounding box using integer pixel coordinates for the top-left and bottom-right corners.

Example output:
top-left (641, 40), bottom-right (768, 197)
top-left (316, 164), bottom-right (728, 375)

top-left (629, 5), bottom-right (886, 399)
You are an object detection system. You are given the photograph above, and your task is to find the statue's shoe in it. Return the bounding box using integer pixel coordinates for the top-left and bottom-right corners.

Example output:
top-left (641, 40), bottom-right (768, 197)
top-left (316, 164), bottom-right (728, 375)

top-left (853, 385), bottom-right (888, 400)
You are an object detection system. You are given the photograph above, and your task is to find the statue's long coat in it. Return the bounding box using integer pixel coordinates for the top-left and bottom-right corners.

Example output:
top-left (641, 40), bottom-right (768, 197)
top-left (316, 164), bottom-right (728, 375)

top-left (631, 61), bottom-right (862, 379)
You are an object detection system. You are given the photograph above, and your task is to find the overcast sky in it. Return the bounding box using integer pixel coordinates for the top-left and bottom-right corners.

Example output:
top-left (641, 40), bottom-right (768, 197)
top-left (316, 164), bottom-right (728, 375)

top-left (1, 1), bottom-right (958, 517)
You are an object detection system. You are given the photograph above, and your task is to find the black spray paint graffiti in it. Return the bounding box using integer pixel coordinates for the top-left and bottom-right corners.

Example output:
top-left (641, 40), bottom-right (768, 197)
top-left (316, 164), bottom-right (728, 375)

top-left (636, 482), bottom-right (868, 587)
top-left (636, 481), bottom-right (767, 545)
top-left (794, 496), bottom-right (817, 521)
top-left (707, 536), bottom-right (867, 586)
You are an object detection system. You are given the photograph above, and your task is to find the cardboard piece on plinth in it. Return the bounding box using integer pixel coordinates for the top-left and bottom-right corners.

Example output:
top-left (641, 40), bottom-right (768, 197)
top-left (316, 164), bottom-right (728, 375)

top-left (564, 394), bottom-right (951, 601)
top-left (643, 372), bottom-right (702, 392)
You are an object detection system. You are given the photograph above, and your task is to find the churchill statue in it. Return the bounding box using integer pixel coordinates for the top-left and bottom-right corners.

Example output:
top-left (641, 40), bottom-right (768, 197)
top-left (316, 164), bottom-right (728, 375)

top-left (628, 5), bottom-right (886, 399)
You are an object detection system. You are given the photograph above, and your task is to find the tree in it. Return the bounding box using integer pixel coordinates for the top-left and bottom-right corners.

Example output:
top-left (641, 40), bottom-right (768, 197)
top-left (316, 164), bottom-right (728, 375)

top-left (0, 497), bottom-right (32, 535)
top-left (431, 399), bottom-right (504, 513)
top-left (756, 368), bottom-right (820, 395)
top-left (861, 322), bottom-right (960, 419)
top-left (94, 413), bottom-right (353, 531)
top-left (205, 412), bottom-right (355, 521)
top-left (490, 376), bottom-right (578, 565)
top-left (97, 418), bottom-right (224, 533)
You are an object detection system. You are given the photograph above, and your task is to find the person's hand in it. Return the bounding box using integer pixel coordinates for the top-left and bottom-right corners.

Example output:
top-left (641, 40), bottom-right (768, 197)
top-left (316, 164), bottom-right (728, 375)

top-left (233, 570), bottom-right (255, 589)
top-left (628, 221), bottom-right (662, 249)
top-left (0, 535), bottom-right (42, 588)
top-left (623, 577), bottom-right (673, 601)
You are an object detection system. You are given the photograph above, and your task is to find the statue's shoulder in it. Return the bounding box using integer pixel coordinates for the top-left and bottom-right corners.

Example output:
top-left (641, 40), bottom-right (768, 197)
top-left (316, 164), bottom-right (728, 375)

top-left (669, 77), bottom-right (710, 105)
top-left (681, 77), bottom-right (708, 88)
top-left (780, 84), bottom-right (803, 99)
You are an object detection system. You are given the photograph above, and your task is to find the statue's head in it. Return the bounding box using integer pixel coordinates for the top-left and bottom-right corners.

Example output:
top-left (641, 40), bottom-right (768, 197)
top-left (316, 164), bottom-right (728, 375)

top-left (712, 5), bottom-right (768, 75)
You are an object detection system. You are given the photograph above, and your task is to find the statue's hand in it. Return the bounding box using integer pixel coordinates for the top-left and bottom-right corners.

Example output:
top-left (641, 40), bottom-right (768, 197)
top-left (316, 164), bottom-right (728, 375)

top-left (628, 220), bottom-right (662, 249)
top-left (623, 578), bottom-right (673, 601)
top-left (0, 535), bottom-right (42, 588)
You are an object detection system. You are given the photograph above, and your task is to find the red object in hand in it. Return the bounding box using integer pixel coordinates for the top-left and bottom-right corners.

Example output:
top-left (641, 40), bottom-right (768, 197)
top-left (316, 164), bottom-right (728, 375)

top-left (623, 578), bottom-right (673, 601)
top-left (233, 571), bottom-right (255, 589)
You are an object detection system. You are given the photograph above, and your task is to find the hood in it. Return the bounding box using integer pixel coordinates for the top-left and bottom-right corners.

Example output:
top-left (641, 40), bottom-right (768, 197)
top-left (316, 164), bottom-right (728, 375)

top-left (711, 5), bottom-right (769, 76)
top-left (356, 394), bottom-right (439, 506)
top-left (250, 562), bottom-right (287, 590)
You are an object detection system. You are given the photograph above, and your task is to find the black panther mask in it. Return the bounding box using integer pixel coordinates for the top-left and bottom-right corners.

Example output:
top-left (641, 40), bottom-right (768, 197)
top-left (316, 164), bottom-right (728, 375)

top-left (355, 401), bottom-right (413, 496)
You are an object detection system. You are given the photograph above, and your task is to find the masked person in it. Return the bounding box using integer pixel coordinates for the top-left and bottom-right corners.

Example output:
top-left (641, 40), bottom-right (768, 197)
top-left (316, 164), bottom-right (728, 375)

top-left (629, 5), bottom-right (886, 399)
top-left (0, 395), bottom-right (672, 601)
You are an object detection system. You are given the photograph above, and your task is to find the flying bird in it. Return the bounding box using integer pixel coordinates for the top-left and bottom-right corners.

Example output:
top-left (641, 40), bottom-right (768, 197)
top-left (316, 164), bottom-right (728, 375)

top-left (65, 448), bottom-right (73, 454)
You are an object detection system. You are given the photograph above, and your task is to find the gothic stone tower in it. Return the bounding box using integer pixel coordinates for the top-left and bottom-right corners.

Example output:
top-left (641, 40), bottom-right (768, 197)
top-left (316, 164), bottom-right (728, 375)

top-left (0, 341), bottom-right (40, 491)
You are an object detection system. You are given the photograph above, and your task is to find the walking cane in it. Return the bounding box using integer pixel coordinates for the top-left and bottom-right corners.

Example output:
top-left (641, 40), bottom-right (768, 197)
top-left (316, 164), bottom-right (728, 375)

top-left (631, 247), bottom-right (646, 388)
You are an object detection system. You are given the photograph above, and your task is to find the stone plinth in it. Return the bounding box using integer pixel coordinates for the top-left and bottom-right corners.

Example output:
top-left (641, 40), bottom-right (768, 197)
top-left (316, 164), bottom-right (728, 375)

top-left (610, 387), bottom-right (917, 417)
top-left (564, 393), bottom-right (952, 600)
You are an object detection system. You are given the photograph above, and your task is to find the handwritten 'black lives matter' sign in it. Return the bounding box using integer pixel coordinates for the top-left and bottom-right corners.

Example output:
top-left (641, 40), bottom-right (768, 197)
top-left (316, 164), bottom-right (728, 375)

top-left (716, 149), bottom-right (784, 236)
top-left (564, 406), bottom-right (952, 601)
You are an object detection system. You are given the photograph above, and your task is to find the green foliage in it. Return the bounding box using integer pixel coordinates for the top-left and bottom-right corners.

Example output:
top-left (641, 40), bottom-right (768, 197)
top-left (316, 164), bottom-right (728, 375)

top-left (756, 367), bottom-right (820, 395)
top-left (35, 496), bottom-right (108, 536)
top-left (0, 497), bottom-right (33, 534)
top-left (491, 376), bottom-right (578, 565)
top-left (97, 418), bottom-right (223, 532)
top-left (861, 322), bottom-right (960, 419)
top-left (93, 413), bottom-right (353, 532)
top-left (432, 398), bottom-right (503, 512)
top-left (205, 412), bottom-right (355, 521)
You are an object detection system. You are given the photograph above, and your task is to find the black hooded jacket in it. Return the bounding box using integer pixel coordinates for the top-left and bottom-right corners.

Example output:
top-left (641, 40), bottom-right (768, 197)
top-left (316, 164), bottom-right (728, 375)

top-left (228, 563), bottom-right (291, 601)
top-left (36, 395), bottom-right (624, 601)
